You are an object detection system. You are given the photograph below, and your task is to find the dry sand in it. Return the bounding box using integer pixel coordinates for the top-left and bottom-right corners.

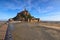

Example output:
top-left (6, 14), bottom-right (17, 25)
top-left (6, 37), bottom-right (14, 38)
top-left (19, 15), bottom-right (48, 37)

top-left (0, 24), bottom-right (8, 40)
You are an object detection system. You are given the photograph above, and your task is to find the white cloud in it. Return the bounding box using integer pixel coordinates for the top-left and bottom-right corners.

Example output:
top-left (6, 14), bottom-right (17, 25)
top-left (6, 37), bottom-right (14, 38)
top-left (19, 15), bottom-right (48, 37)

top-left (35, 6), bottom-right (54, 14)
top-left (41, 12), bottom-right (60, 21)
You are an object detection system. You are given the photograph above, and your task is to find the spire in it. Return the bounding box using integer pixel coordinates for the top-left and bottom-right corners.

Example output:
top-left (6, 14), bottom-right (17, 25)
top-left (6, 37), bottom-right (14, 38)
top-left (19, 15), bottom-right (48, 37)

top-left (24, 8), bottom-right (28, 12)
top-left (24, 8), bottom-right (27, 11)
top-left (23, 5), bottom-right (26, 10)
top-left (23, 5), bottom-right (28, 12)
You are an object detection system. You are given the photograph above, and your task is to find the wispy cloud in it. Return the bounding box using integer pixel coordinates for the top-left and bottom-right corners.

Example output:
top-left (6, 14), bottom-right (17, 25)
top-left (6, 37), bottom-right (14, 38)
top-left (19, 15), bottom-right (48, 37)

top-left (40, 12), bottom-right (60, 21)
top-left (0, 0), bottom-right (60, 21)
top-left (35, 6), bottom-right (54, 14)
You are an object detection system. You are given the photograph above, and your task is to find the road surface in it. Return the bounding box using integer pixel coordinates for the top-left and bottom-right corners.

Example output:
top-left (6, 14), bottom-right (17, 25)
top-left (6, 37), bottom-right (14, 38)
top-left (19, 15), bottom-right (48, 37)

top-left (5, 22), bottom-right (60, 40)
top-left (4, 23), bottom-right (13, 40)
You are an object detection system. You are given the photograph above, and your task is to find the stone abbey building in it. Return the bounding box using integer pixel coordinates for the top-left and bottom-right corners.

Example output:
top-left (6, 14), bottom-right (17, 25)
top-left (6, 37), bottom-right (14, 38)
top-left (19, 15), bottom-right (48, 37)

top-left (9, 9), bottom-right (40, 22)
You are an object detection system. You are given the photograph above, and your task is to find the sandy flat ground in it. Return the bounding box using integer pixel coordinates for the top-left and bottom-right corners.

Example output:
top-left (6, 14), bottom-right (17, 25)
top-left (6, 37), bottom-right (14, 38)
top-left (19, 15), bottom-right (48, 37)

top-left (10, 22), bottom-right (60, 40)
top-left (0, 24), bottom-right (7, 40)
top-left (39, 22), bottom-right (60, 27)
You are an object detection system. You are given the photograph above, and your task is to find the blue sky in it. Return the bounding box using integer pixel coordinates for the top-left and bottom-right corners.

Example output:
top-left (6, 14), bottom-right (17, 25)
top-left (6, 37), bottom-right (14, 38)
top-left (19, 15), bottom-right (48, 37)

top-left (0, 0), bottom-right (60, 21)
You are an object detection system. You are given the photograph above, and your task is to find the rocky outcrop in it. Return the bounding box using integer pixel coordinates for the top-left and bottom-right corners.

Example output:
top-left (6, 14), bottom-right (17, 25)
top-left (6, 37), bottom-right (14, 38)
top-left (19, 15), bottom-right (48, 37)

top-left (13, 9), bottom-right (33, 21)
top-left (9, 9), bottom-right (40, 22)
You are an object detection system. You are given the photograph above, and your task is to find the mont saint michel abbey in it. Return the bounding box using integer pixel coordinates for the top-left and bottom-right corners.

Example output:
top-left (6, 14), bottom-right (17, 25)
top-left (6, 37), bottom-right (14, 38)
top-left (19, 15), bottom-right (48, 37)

top-left (9, 8), bottom-right (40, 22)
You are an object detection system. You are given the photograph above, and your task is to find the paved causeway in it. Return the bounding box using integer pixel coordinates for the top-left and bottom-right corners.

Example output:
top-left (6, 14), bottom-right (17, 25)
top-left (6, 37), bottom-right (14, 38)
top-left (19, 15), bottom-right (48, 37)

top-left (4, 22), bottom-right (60, 40)
top-left (10, 22), bottom-right (60, 40)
